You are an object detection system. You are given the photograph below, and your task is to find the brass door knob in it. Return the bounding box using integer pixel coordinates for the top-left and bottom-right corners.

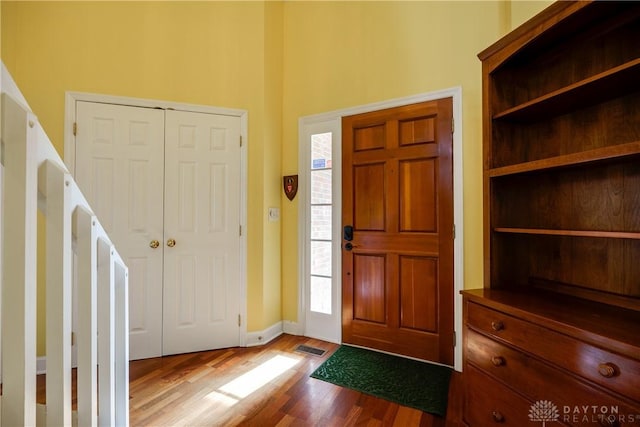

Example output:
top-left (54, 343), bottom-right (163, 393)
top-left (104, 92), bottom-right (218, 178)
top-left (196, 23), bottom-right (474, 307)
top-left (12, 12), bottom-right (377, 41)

top-left (167, 238), bottom-right (176, 247)
top-left (149, 240), bottom-right (160, 249)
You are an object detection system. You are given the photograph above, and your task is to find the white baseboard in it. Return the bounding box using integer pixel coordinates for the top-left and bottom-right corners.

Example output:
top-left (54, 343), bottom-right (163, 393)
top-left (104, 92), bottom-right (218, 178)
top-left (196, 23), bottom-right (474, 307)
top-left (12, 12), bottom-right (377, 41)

top-left (37, 356), bottom-right (47, 375)
top-left (282, 320), bottom-right (303, 336)
top-left (35, 350), bottom-right (79, 376)
top-left (245, 321), bottom-right (283, 347)
top-left (34, 322), bottom-right (295, 369)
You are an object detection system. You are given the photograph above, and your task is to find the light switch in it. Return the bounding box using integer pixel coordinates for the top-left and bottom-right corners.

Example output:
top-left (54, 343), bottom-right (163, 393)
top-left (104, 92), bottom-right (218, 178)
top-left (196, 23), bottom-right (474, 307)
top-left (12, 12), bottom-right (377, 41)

top-left (268, 207), bottom-right (280, 222)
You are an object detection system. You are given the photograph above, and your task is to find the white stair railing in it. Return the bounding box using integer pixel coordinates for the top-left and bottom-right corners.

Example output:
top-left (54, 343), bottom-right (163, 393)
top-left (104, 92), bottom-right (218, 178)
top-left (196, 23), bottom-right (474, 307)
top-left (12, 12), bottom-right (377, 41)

top-left (1, 85), bottom-right (129, 425)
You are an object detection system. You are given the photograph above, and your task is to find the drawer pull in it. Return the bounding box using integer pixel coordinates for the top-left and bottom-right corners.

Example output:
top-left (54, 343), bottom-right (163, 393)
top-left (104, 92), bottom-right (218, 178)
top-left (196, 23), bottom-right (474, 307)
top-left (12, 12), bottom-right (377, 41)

top-left (491, 320), bottom-right (504, 331)
top-left (492, 410), bottom-right (505, 423)
top-left (491, 356), bottom-right (506, 366)
top-left (597, 362), bottom-right (618, 378)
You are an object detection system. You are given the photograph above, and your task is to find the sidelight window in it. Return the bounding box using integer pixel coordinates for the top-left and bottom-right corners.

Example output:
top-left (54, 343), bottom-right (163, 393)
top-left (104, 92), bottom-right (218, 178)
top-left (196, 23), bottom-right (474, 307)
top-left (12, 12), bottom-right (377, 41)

top-left (309, 132), bottom-right (333, 315)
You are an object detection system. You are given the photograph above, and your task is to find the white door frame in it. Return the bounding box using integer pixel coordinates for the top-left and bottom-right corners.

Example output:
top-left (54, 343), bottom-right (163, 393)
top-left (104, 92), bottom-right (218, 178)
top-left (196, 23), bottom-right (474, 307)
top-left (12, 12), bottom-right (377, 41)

top-left (64, 92), bottom-right (249, 347)
top-left (298, 117), bottom-right (342, 344)
top-left (298, 87), bottom-right (464, 371)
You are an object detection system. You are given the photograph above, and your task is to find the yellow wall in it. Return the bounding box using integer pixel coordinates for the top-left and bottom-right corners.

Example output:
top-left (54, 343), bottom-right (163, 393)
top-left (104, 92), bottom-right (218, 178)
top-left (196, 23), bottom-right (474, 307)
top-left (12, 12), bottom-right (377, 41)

top-left (510, 0), bottom-right (553, 29)
top-left (280, 0), bottom-right (509, 321)
top-left (261, 1), bottom-right (284, 329)
top-left (1, 0), bottom-right (283, 352)
top-left (2, 0), bottom-right (553, 353)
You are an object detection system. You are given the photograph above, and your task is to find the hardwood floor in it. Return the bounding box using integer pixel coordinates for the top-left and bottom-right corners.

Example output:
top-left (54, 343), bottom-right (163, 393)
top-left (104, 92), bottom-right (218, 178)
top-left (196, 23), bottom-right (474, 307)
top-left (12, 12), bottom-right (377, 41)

top-left (37, 334), bottom-right (463, 426)
top-left (128, 334), bottom-right (462, 426)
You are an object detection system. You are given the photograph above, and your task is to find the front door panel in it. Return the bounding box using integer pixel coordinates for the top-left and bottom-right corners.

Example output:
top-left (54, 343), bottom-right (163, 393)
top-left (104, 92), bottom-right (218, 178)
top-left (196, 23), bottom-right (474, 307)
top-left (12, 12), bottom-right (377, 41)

top-left (342, 99), bottom-right (454, 364)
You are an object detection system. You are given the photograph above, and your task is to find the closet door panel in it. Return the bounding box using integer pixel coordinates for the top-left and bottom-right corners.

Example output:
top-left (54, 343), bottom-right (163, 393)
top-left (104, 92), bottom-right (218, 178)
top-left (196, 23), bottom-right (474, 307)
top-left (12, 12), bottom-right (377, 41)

top-left (75, 102), bottom-right (165, 360)
top-left (163, 110), bottom-right (242, 355)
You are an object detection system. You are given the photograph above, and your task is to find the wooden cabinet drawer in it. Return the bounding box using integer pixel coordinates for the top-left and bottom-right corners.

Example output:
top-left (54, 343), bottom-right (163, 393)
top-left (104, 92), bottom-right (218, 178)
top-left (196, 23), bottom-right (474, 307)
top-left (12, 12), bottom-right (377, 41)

top-left (464, 364), bottom-right (544, 426)
top-left (466, 328), bottom-right (640, 426)
top-left (466, 301), bottom-right (640, 403)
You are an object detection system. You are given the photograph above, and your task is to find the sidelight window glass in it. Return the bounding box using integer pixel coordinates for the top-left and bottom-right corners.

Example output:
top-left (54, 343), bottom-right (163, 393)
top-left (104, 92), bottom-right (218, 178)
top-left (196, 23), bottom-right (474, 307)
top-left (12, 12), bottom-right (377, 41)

top-left (309, 132), bottom-right (332, 315)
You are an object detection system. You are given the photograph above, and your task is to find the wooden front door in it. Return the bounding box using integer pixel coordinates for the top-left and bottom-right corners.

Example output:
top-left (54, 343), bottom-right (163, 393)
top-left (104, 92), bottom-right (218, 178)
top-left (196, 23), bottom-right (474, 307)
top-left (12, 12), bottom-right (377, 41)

top-left (342, 98), bottom-right (454, 364)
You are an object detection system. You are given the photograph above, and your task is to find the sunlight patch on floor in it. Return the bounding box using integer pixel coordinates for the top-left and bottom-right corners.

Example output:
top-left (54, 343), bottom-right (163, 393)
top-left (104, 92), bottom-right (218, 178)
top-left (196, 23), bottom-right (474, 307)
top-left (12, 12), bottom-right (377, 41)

top-left (219, 354), bottom-right (300, 399)
top-left (204, 390), bottom-right (239, 407)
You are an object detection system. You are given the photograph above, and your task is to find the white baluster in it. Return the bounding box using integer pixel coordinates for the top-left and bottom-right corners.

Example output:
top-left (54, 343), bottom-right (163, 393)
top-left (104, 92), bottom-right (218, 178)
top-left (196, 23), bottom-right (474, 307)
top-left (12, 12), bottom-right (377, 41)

top-left (97, 238), bottom-right (116, 427)
top-left (1, 71), bottom-right (129, 427)
top-left (42, 160), bottom-right (73, 427)
top-left (74, 207), bottom-right (98, 427)
top-left (114, 260), bottom-right (129, 427)
top-left (1, 93), bottom-right (38, 427)
top-left (0, 112), bottom-right (3, 426)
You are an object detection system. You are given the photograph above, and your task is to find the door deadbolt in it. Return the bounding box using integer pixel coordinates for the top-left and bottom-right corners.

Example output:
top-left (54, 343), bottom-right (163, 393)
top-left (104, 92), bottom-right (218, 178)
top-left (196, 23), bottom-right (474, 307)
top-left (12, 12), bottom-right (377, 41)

top-left (343, 225), bottom-right (354, 241)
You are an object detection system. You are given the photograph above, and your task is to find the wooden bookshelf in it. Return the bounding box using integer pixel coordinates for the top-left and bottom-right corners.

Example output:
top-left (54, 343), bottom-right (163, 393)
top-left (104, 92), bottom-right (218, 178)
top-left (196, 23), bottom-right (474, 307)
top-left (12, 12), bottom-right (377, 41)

top-left (493, 227), bottom-right (640, 240)
top-left (463, 2), bottom-right (640, 425)
top-left (487, 140), bottom-right (640, 177)
top-left (492, 58), bottom-right (640, 122)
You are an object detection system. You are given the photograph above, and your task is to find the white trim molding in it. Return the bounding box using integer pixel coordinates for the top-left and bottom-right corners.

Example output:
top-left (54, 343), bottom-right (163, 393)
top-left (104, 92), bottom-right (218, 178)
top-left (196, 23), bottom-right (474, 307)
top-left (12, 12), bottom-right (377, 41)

top-left (245, 322), bottom-right (284, 347)
top-left (37, 357), bottom-right (47, 376)
top-left (282, 320), bottom-right (303, 336)
top-left (64, 91), bottom-right (249, 353)
top-left (64, 91), bottom-right (248, 176)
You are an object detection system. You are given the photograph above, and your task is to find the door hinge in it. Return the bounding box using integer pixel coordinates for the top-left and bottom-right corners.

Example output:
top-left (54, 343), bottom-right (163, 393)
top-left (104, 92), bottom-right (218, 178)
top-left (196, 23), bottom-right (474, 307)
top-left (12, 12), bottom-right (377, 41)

top-left (453, 224), bottom-right (456, 240)
top-left (71, 332), bottom-right (76, 346)
top-left (238, 314), bottom-right (241, 327)
top-left (73, 122), bottom-right (77, 136)
top-left (453, 330), bottom-right (457, 347)
top-left (451, 117), bottom-right (454, 134)
top-left (239, 225), bottom-right (242, 236)
top-left (240, 135), bottom-right (243, 147)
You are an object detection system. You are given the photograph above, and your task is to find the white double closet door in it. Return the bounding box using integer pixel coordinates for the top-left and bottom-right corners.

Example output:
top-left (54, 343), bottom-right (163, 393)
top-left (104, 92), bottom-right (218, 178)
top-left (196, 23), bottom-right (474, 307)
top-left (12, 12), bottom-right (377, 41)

top-left (75, 101), bottom-right (242, 360)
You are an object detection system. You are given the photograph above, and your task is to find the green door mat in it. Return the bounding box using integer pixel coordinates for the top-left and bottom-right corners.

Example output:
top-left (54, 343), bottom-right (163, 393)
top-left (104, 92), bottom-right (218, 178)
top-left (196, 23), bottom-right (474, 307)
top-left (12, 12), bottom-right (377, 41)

top-left (310, 345), bottom-right (452, 417)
